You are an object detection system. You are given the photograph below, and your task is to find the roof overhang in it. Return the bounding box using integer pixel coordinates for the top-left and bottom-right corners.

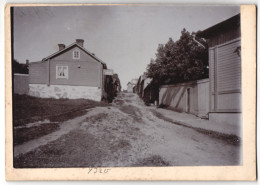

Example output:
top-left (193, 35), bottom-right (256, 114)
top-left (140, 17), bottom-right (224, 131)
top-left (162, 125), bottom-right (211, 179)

top-left (197, 14), bottom-right (240, 39)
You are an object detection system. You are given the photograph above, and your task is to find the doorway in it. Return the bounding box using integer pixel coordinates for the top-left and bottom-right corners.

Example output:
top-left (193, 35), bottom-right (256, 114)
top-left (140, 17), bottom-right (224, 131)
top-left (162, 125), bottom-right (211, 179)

top-left (186, 88), bottom-right (190, 113)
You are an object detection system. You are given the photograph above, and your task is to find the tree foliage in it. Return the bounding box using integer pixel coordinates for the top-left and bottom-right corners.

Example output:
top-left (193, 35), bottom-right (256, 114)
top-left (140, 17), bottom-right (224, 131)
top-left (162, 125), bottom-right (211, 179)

top-left (146, 29), bottom-right (208, 85)
top-left (13, 59), bottom-right (29, 74)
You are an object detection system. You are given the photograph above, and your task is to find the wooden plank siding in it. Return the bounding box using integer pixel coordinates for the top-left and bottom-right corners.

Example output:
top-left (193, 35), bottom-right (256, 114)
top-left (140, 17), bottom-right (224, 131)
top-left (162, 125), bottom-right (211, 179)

top-left (49, 45), bottom-right (103, 87)
top-left (14, 74), bottom-right (29, 95)
top-left (209, 38), bottom-right (241, 113)
top-left (29, 45), bottom-right (103, 88)
top-left (159, 79), bottom-right (209, 118)
top-left (53, 45), bottom-right (100, 63)
top-left (49, 60), bottom-right (102, 87)
top-left (209, 48), bottom-right (215, 111)
top-left (29, 62), bottom-right (48, 84)
top-left (216, 40), bottom-right (241, 92)
top-left (207, 27), bottom-right (240, 48)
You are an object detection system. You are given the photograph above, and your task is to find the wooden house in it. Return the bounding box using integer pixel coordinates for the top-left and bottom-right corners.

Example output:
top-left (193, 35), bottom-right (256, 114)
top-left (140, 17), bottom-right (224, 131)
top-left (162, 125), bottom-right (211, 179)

top-left (136, 75), bottom-right (159, 106)
top-left (28, 39), bottom-right (108, 101)
top-left (198, 14), bottom-right (241, 125)
top-left (126, 79), bottom-right (138, 93)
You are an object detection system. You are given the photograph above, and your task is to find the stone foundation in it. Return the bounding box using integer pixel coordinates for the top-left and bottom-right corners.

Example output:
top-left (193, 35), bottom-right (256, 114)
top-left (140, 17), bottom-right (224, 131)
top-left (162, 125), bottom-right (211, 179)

top-left (29, 84), bottom-right (102, 101)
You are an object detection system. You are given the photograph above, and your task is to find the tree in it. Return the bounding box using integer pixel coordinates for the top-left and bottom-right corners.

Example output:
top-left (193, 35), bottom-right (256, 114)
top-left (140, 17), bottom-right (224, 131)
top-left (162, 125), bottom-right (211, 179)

top-left (13, 59), bottom-right (29, 74)
top-left (146, 29), bottom-right (208, 85)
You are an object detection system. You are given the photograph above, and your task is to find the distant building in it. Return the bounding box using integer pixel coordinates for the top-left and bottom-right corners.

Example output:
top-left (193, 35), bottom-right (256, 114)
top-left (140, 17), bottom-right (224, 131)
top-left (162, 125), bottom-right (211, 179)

top-left (28, 39), bottom-right (109, 101)
top-left (136, 75), bottom-right (146, 97)
top-left (136, 75), bottom-right (158, 106)
top-left (127, 79), bottom-right (138, 93)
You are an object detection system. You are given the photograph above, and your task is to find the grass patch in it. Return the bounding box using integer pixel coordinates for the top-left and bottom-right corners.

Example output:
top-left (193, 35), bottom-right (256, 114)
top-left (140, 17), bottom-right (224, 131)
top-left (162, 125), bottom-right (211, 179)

top-left (14, 129), bottom-right (108, 168)
top-left (14, 123), bottom-right (60, 146)
top-left (13, 94), bottom-right (108, 126)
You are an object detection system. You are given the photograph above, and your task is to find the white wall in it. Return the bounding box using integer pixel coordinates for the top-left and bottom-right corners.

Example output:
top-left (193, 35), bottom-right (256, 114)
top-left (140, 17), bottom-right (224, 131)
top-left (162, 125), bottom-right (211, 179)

top-left (29, 84), bottom-right (102, 101)
top-left (159, 79), bottom-right (209, 118)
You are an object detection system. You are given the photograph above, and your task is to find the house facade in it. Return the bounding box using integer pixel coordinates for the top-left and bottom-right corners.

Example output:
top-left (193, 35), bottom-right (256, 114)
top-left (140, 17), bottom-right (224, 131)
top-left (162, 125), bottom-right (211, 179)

top-left (135, 75), bottom-right (159, 106)
top-left (199, 14), bottom-right (241, 125)
top-left (29, 39), bottom-right (107, 101)
top-left (157, 14), bottom-right (241, 122)
top-left (126, 79), bottom-right (138, 93)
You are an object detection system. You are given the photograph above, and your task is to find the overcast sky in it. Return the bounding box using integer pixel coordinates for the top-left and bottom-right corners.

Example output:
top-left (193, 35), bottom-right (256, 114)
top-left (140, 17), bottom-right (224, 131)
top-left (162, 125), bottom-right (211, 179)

top-left (13, 5), bottom-right (240, 89)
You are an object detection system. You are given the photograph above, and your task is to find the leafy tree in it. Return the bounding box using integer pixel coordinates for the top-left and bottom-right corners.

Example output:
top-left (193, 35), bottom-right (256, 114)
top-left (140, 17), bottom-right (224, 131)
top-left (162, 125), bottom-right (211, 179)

top-left (13, 59), bottom-right (29, 74)
top-left (146, 29), bottom-right (208, 85)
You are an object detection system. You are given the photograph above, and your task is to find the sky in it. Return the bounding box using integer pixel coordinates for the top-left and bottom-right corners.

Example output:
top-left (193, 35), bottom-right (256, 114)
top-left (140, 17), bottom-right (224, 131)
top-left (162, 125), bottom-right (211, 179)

top-left (13, 5), bottom-right (240, 89)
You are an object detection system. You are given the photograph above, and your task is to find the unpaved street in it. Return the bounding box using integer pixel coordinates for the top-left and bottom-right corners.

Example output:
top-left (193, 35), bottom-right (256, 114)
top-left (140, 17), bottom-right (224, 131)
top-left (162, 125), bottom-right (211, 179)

top-left (14, 92), bottom-right (241, 167)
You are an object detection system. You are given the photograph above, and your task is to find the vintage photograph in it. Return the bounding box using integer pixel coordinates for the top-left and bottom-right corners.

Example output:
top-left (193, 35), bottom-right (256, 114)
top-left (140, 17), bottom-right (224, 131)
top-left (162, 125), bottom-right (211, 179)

top-left (11, 5), bottom-right (242, 168)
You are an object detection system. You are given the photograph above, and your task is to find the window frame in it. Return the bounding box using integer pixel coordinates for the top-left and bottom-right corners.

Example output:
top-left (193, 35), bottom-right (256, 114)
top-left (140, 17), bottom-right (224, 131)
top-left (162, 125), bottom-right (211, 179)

top-left (56, 65), bottom-right (69, 79)
top-left (73, 49), bottom-right (80, 59)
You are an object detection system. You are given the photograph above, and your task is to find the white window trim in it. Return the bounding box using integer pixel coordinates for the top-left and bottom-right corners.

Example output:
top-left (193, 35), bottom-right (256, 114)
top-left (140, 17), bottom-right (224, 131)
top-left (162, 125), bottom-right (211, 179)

top-left (73, 49), bottom-right (80, 59)
top-left (56, 65), bottom-right (68, 79)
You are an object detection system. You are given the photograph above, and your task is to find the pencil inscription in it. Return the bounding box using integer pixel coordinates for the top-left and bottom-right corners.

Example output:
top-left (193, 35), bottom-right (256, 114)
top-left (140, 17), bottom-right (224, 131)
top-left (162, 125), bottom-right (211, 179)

top-left (88, 168), bottom-right (111, 174)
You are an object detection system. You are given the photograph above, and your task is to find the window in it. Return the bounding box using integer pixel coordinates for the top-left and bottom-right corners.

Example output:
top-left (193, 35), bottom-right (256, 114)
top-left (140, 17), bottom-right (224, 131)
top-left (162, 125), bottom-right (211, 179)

top-left (56, 66), bottom-right (68, 79)
top-left (73, 49), bottom-right (80, 59)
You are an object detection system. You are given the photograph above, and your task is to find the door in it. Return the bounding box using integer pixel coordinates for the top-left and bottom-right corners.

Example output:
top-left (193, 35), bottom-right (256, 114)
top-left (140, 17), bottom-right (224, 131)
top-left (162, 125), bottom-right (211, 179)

top-left (186, 88), bottom-right (190, 113)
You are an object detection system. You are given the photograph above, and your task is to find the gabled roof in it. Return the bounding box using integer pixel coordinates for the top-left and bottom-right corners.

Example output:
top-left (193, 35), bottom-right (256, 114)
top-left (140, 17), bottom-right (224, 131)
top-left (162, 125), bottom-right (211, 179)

top-left (143, 78), bottom-right (153, 90)
top-left (127, 78), bottom-right (138, 86)
top-left (42, 42), bottom-right (106, 66)
top-left (131, 79), bottom-right (138, 85)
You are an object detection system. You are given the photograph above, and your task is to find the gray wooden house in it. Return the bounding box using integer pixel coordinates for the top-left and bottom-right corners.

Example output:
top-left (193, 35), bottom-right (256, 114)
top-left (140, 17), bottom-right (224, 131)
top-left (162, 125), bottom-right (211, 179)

top-left (28, 39), bottom-right (107, 101)
top-left (198, 14), bottom-right (241, 125)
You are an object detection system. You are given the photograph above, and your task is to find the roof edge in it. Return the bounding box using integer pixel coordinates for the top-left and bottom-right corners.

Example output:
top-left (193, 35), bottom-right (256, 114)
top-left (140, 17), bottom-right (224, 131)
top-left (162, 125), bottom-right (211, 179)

top-left (198, 14), bottom-right (240, 38)
top-left (42, 42), bottom-right (106, 65)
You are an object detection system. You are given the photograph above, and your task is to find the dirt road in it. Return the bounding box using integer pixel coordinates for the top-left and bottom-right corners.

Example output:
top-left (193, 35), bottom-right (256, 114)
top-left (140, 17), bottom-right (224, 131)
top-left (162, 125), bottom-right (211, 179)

top-left (14, 92), bottom-right (241, 167)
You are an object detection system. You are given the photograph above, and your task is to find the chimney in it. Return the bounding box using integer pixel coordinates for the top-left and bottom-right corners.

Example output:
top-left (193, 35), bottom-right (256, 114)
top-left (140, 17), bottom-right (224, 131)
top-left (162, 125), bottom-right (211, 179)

top-left (58, 44), bottom-right (65, 51)
top-left (26, 59), bottom-right (29, 65)
top-left (76, 39), bottom-right (84, 47)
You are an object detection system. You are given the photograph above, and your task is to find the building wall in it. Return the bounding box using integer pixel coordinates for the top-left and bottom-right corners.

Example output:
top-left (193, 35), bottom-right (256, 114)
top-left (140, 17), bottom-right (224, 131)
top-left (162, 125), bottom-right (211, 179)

top-left (53, 45), bottom-right (99, 63)
top-left (197, 79), bottom-right (210, 117)
top-left (209, 38), bottom-right (241, 113)
top-left (13, 74), bottom-right (29, 95)
top-left (127, 85), bottom-right (133, 93)
top-left (209, 113), bottom-right (241, 126)
top-left (159, 79), bottom-right (209, 118)
top-left (49, 60), bottom-right (102, 87)
top-left (29, 45), bottom-right (103, 88)
top-left (29, 84), bottom-right (102, 101)
top-left (29, 61), bottom-right (48, 84)
top-left (207, 26), bottom-right (240, 47)
top-left (143, 78), bottom-right (152, 93)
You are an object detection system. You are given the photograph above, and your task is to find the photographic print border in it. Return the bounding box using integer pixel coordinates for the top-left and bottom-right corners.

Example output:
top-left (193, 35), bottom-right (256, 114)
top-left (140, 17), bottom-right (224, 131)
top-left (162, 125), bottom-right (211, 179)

top-left (5, 4), bottom-right (256, 181)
